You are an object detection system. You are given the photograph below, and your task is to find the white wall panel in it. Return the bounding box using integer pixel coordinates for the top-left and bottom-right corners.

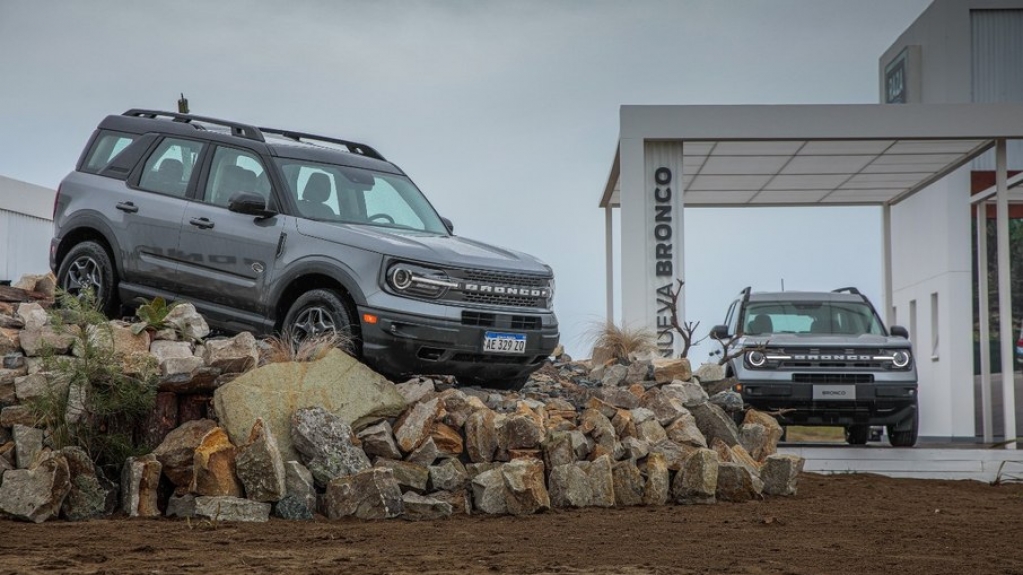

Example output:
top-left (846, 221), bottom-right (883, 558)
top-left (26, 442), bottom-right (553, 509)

top-left (0, 211), bottom-right (52, 282)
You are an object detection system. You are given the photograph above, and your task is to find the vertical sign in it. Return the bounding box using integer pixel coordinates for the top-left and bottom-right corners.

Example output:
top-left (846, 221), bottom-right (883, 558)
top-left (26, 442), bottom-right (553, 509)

top-left (644, 141), bottom-right (685, 357)
top-left (885, 48), bottom-right (907, 104)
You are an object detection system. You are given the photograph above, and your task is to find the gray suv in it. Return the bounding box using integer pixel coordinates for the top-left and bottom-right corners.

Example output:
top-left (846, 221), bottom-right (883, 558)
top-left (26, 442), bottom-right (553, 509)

top-left (710, 287), bottom-right (918, 447)
top-left (51, 109), bottom-right (559, 389)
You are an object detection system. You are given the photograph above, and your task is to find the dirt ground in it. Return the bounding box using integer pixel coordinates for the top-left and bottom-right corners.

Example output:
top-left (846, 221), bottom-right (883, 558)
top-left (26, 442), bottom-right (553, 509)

top-left (2, 473), bottom-right (1023, 575)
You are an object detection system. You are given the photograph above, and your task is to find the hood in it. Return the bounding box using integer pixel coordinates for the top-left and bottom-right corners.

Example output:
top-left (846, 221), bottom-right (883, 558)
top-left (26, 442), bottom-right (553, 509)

top-left (296, 219), bottom-right (551, 275)
top-left (743, 333), bottom-right (911, 349)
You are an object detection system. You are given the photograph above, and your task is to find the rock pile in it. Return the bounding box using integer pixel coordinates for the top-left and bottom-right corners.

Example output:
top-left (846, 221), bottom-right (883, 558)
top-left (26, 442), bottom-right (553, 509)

top-left (0, 275), bottom-right (804, 523)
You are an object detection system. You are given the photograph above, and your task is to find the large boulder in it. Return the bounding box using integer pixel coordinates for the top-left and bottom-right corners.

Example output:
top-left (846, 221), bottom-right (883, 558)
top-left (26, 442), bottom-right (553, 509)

top-left (429, 458), bottom-right (469, 492)
top-left (190, 427), bottom-right (243, 497)
top-left (640, 389), bottom-right (689, 426)
top-left (194, 496), bottom-right (270, 522)
top-left (430, 423), bottom-right (464, 457)
top-left (502, 458), bottom-right (549, 516)
top-left (652, 357), bottom-right (691, 384)
top-left (0, 452), bottom-right (70, 523)
top-left (164, 303), bottom-right (210, 341)
top-left (500, 404), bottom-right (546, 452)
top-left (12, 424), bottom-right (43, 469)
top-left (121, 454), bottom-right (162, 517)
top-left (357, 421), bottom-right (402, 460)
top-left (548, 463), bottom-right (591, 508)
top-left (283, 460), bottom-right (317, 515)
top-left (741, 410), bottom-right (785, 461)
top-left (465, 409), bottom-right (500, 463)
top-left (664, 412), bottom-right (707, 448)
top-left (324, 467), bottom-right (404, 520)
top-left (373, 459), bottom-right (429, 493)
top-left (290, 407), bottom-right (370, 487)
top-left (672, 448), bottom-right (718, 505)
top-left (393, 398), bottom-right (442, 454)
top-left (761, 454), bottom-right (805, 496)
top-left (202, 332), bottom-right (259, 373)
top-left (214, 349), bottom-right (407, 463)
top-left (60, 446), bottom-right (112, 521)
top-left (642, 452), bottom-right (670, 506)
top-left (402, 492), bottom-right (453, 521)
top-left (19, 326), bottom-right (78, 357)
top-left (689, 401), bottom-right (741, 447)
top-left (612, 460), bottom-right (645, 507)
top-left (470, 466), bottom-right (508, 515)
top-left (235, 418), bottom-right (287, 502)
top-left (152, 419), bottom-right (218, 488)
top-left (715, 462), bottom-right (761, 502)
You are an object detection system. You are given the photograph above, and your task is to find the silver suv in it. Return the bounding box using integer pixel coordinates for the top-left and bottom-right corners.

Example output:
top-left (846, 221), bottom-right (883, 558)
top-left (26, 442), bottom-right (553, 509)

top-left (51, 110), bottom-right (559, 389)
top-left (710, 287), bottom-right (918, 446)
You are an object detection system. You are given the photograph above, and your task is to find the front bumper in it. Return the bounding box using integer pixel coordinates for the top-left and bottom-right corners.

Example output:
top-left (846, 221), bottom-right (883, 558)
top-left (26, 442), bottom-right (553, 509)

top-left (358, 305), bottom-right (560, 384)
top-left (736, 380), bottom-right (918, 428)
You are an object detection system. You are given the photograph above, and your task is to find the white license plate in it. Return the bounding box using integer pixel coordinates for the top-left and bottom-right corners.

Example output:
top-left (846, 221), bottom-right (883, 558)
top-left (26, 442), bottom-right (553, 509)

top-left (812, 385), bottom-right (856, 400)
top-left (483, 331), bottom-right (526, 354)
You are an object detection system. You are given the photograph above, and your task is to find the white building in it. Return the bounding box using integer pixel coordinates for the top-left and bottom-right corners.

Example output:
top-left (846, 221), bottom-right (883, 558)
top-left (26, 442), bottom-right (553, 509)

top-left (599, 0), bottom-right (1023, 442)
top-left (0, 175), bottom-right (57, 283)
top-left (882, 0), bottom-right (1023, 441)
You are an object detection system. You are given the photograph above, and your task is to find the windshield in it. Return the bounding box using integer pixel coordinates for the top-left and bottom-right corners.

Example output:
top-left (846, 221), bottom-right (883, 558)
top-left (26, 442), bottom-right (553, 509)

top-left (274, 158), bottom-right (447, 234)
top-left (742, 301), bottom-right (885, 336)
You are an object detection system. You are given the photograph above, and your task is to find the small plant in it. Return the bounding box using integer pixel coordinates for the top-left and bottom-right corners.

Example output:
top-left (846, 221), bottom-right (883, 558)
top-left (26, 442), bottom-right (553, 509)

top-left (586, 321), bottom-right (657, 363)
top-left (131, 296), bottom-right (180, 335)
top-left (260, 331), bottom-right (353, 365)
top-left (29, 288), bottom-right (158, 471)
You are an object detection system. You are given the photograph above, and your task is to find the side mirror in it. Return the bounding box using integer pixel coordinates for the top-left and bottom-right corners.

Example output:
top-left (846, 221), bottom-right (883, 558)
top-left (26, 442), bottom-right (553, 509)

top-left (890, 325), bottom-right (909, 339)
top-left (228, 192), bottom-right (276, 218)
top-left (710, 324), bottom-right (730, 340)
top-left (440, 217), bottom-right (454, 234)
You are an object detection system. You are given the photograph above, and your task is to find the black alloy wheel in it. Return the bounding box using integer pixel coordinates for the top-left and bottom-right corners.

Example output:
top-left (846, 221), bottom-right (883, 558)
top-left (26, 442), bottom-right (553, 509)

top-left (56, 241), bottom-right (119, 316)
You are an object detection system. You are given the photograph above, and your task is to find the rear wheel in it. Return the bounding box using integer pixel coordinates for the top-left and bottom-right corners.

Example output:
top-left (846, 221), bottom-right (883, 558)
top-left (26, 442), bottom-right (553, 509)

top-left (282, 289), bottom-right (358, 355)
top-left (56, 241), bottom-right (119, 316)
top-left (887, 409), bottom-right (919, 447)
top-left (844, 424), bottom-right (870, 445)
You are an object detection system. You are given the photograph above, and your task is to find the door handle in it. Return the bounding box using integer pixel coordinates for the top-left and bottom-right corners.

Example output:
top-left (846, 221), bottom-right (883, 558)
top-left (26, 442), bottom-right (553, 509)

top-left (189, 217), bottom-right (215, 230)
top-left (115, 201), bottom-right (139, 213)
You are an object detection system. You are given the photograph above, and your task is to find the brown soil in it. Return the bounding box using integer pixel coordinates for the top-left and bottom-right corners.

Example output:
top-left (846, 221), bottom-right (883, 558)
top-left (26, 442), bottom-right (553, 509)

top-left (3, 473), bottom-right (1023, 575)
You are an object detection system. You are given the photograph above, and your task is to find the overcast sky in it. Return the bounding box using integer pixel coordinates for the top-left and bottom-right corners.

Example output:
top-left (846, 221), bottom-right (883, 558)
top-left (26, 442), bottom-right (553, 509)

top-left (0, 0), bottom-right (932, 362)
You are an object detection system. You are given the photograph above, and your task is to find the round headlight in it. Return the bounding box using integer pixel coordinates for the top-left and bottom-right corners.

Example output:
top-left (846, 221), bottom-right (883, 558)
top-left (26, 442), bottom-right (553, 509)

top-left (747, 350), bottom-right (766, 367)
top-left (390, 266), bottom-right (413, 290)
top-left (892, 350), bottom-right (911, 368)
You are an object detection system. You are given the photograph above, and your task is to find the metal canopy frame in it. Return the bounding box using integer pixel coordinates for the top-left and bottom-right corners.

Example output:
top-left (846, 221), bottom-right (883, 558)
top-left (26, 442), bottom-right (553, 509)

top-left (599, 103), bottom-right (1023, 444)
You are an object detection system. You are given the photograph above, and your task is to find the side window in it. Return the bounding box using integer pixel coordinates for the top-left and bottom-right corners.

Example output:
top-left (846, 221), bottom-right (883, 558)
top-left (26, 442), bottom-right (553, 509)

top-left (138, 138), bottom-right (204, 197)
top-left (82, 131), bottom-right (136, 174)
top-left (203, 147), bottom-right (271, 208)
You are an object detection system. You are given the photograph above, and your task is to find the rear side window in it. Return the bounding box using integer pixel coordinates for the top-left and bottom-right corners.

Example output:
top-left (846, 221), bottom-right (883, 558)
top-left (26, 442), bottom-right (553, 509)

top-left (137, 138), bottom-right (204, 198)
top-left (82, 131), bottom-right (136, 174)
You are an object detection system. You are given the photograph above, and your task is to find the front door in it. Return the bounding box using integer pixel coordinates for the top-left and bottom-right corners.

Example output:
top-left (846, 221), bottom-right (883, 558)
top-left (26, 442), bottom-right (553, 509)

top-left (176, 145), bottom-right (284, 320)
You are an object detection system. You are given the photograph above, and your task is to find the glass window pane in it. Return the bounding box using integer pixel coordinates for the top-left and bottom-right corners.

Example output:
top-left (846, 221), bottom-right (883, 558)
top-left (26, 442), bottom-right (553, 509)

top-left (203, 147), bottom-right (270, 207)
top-left (84, 131), bottom-right (136, 173)
top-left (138, 138), bottom-right (204, 197)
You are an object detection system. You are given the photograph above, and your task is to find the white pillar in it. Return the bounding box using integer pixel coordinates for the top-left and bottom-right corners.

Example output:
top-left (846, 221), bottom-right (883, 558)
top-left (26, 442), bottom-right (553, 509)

top-left (605, 204), bottom-right (614, 324)
top-left (882, 203), bottom-right (894, 326)
top-left (977, 201), bottom-right (993, 443)
top-left (995, 138), bottom-right (1016, 446)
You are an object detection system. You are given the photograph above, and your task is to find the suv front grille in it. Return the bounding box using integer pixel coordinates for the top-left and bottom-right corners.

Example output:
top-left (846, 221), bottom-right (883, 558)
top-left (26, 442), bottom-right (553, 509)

top-left (445, 268), bottom-right (552, 309)
top-left (774, 348), bottom-right (890, 370)
top-left (792, 373), bottom-right (874, 384)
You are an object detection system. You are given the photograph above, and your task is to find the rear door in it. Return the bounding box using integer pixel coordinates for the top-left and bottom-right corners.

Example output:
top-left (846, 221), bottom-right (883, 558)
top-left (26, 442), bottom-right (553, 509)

top-left (176, 144), bottom-right (284, 318)
top-left (120, 136), bottom-right (206, 291)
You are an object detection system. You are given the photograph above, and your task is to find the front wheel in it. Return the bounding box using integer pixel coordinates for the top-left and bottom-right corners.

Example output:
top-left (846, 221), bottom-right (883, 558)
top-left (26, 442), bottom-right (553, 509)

top-left (56, 240), bottom-right (119, 316)
top-left (844, 424), bottom-right (870, 445)
top-left (282, 289), bottom-right (358, 355)
top-left (887, 409), bottom-right (919, 447)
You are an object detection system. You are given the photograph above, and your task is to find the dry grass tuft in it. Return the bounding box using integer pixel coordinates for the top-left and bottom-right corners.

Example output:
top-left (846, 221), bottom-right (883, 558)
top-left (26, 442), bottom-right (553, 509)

top-left (586, 321), bottom-right (657, 362)
top-left (260, 332), bottom-right (353, 365)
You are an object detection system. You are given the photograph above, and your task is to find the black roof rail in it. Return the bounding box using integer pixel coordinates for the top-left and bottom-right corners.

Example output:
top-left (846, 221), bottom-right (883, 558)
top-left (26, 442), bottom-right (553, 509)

top-left (258, 127), bottom-right (386, 161)
top-left (122, 109), bottom-right (265, 142)
top-left (832, 287), bottom-right (862, 296)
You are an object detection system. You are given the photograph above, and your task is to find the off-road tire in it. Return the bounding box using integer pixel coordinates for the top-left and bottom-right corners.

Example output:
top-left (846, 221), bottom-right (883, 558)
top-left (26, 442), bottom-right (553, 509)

top-left (845, 424), bottom-right (870, 445)
top-left (887, 410), bottom-right (919, 447)
top-left (282, 288), bottom-right (359, 355)
top-left (56, 240), bottom-right (119, 317)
